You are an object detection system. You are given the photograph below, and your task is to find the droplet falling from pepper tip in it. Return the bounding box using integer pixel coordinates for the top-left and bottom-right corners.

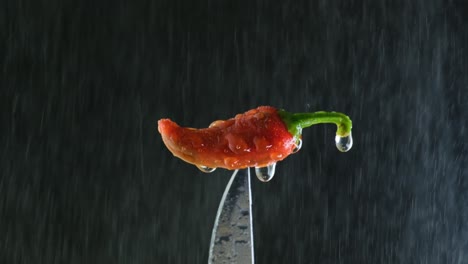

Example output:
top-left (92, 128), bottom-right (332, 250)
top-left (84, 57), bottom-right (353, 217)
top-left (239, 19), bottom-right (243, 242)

top-left (197, 165), bottom-right (217, 173)
top-left (255, 163), bottom-right (276, 182)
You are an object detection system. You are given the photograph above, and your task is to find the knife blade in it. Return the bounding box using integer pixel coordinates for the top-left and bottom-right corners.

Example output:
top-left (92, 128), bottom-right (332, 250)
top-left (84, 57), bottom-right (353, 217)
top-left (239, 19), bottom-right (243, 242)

top-left (208, 169), bottom-right (254, 264)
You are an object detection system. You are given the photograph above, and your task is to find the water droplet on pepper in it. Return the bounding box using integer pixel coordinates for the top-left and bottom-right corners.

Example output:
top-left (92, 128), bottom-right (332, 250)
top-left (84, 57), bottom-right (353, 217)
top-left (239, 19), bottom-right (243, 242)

top-left (224, 157), bottom-right (240, 168)
top-left (225, 133), bottom-right (249, 154)
top-left (253, 136), bottom-right (272, 151)
top-left (270, 153), bottom-right (283, 159)
top-left (209, 120), bottom-right (224, 128)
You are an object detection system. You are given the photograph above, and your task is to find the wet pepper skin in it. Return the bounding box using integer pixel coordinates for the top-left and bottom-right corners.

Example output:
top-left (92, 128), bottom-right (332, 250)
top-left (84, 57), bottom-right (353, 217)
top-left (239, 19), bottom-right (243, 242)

top-left (158, 106), bottom-right (296, 170)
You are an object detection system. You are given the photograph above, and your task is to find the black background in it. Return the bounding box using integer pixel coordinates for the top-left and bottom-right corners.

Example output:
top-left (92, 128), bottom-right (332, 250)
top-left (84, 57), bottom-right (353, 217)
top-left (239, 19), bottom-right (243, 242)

top-left (2, 0), bottom-right (468, 263)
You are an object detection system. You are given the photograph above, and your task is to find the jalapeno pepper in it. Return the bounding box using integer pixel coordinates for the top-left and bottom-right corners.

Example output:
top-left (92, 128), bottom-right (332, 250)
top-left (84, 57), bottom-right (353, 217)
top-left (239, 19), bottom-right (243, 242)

top-left (158, 106), bottom-right (352, 171)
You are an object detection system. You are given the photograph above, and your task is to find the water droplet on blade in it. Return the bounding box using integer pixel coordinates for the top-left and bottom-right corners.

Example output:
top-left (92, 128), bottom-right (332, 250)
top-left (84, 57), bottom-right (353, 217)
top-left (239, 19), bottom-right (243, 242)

top-left (292, 138), bottom-right (302, 153)
top-left (197, 165), bottom-right (216, 173)
top-left (255, 163), bottom-right (276, 182)
top-left (335, 133), bottom-right (353, 152)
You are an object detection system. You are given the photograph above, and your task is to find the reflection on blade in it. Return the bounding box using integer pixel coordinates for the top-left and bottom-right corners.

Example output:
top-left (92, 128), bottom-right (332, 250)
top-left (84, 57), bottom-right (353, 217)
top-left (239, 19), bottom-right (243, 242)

top-left (208, 169), bottom-right (254, 264)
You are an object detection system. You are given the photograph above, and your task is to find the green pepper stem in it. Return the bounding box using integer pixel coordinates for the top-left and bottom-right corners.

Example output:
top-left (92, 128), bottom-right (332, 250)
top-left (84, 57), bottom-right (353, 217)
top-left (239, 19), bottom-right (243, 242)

top-left (278, 110), bottom-right (352, 139)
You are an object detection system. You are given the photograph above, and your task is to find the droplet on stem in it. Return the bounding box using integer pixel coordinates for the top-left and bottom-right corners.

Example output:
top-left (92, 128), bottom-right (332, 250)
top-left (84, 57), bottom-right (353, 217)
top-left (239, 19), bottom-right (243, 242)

top-left (197, 165), bottom-right (216, 173)
top-left (255, 163), bottom-right (276, 182)
top-left (335, 133), bottom-right (353, 152)
top-left (292, 138), bottom-right (302, 153)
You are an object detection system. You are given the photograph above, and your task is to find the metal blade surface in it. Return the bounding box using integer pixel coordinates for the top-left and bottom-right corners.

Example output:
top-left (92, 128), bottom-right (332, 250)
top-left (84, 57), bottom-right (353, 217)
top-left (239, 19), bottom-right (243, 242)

top-left (208, 169), bottom-right (254, 264)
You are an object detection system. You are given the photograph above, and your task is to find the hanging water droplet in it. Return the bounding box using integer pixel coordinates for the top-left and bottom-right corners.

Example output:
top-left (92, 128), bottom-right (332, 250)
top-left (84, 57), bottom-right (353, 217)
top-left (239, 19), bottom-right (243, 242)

top-left (197, 165), bottom-right (216, 173)
top-left (292, 138), bottom-right (302, 153)
top-left (255, 163), bottom-right (276, 182)
top-left (335, 133), bottom-right (353, 152)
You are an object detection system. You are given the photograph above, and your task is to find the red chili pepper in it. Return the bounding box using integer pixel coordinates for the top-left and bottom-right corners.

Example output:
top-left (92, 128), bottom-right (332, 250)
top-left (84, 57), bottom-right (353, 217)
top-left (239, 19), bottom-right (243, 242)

top-left (158, 106), bottom-right (352, 171)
